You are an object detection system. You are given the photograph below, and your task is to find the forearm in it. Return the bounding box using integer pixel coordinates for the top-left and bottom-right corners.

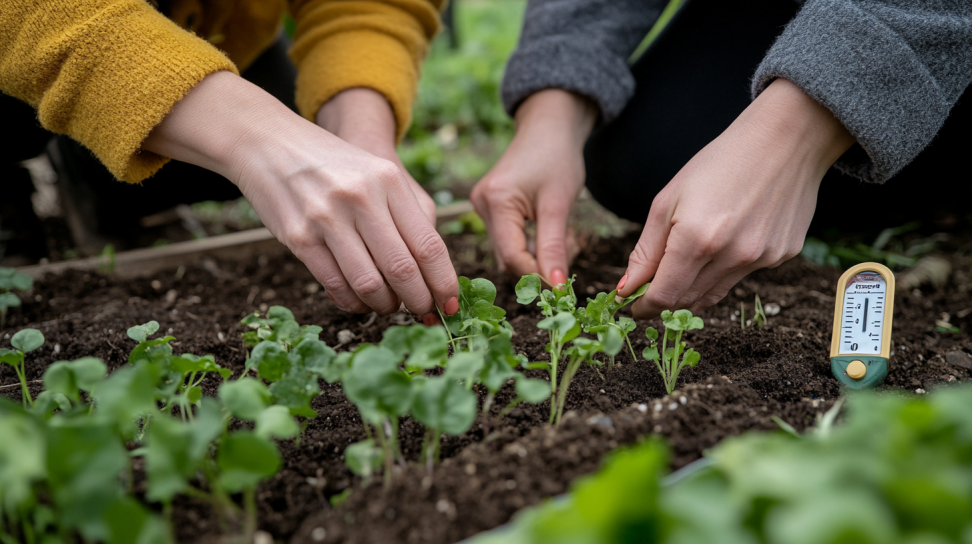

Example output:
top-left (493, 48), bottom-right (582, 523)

top-left (142, 71), bottom-right (323, 185)
top-left (513, 89), bottom-right (598, 153)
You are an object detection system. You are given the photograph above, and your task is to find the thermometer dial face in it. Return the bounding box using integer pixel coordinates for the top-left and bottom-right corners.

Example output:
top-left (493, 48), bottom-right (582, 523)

top-left (839, 271), bottom-right (887, 355)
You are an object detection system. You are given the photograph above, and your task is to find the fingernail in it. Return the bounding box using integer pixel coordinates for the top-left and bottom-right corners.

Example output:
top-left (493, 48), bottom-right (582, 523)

top-left (616, 273), bottom-right (628, 293)
top-left (550, 269), bottom-right (567, 287)
top-left (422, 313), bottom-right (442, 326)
top-left (444, 296), bottom-right (459, 316)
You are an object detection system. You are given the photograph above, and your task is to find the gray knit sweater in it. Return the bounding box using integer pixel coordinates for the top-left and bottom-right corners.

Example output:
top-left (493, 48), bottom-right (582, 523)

top-left (501, 0), bottom-right (972, 183)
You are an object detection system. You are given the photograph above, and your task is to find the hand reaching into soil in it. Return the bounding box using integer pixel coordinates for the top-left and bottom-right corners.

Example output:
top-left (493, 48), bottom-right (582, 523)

top-left (143, 72), bottom-right (459, 317)
top-left (471, 89), bottom-right (597, 286)
top-left (616, 79), bottom-right (855, 319)
top-left (316, 88), bottom-right (437, 226)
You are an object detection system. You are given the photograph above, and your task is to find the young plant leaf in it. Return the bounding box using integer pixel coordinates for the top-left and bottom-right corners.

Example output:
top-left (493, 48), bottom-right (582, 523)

top-left (515, 274), bottom-right (542, 304)
top-left (126, 321), bottom-right (160, 343)
top-left (514, 375), bottom-right (551, 403)
top-left (342, 346), bottom-right (414, 423)
top-left (248, 341), bottom-right (292, 382)
top-left (255, 405), bottom-right (300, 440)
top-left (216, 432), bottom-right (281, 493)
top-left (11, 328), bottom-right (44, 352)
top-left (411, 375), bottom-right (477, 435)
top-left (218, 377), bottom-right (272, 421)
top-left (345, 439), bottom-right (383, 479)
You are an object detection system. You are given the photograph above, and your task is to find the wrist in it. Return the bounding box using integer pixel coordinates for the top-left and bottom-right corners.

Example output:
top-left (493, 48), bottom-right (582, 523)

top-left (316, 88), bottom-right (398, 161)
top-left (513, 89), bottom-right (598, 152)
top-left (743, 79), bottom-right (855, 176)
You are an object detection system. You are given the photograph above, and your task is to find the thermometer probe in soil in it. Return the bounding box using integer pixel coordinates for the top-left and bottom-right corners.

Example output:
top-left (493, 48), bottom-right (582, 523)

top-left (829, 262), bottom-right (895, 390)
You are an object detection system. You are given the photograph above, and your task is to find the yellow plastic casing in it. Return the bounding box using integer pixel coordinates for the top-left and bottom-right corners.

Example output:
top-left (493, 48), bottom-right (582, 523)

top-left (829, 262), bottom-right (895, 359)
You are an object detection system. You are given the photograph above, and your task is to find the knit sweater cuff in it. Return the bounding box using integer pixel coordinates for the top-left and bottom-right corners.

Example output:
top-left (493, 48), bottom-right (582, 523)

top-left (752, 0), bottom-right (953, 184)
top-left (502, 36), bottom-right (635, 123)
top-left (8, 1), bottom-right (238, 183)
top-left (292, 29), bottom-right (419, 142)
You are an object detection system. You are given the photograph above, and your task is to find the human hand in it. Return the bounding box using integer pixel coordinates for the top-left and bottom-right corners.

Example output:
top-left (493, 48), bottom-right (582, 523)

top-left (471, 89), bottom-right (597, 285)
top-left (143, 72), bottom-right (459, 316)
top-left (317, 88), bottom-right (436, 225)
top-left (616, 79), bottom-right (855, 319)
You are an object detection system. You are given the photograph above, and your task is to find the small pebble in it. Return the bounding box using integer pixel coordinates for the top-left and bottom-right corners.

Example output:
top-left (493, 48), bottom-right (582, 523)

top-left (653, 403), bottom-right (663, 412)
top-left (764, 303), bottom-right (781, 316)
top-left (668, 402), bottom-right (678, 411)
top-left (151, 280), bottom-right (162, 291)
top-left (311, 527), bottom-right (327, 542)
top-left (436, 499), bottom-right (452, 513)
top-left (637, 404), bottom-right (648, 413)
top-left (679, 396), bottom-right (687, 405)
top-left (253, 531), bottom-right (273, 544)
top-left (916, 388), bottom-right (926, 394)
top-left (337, 329), bottom-right (355, 344)
top-left (505, 480), bottom-right (517, 490)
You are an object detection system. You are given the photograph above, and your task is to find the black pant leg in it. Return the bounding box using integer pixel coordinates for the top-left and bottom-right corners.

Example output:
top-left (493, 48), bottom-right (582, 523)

top-left (0, 93), bottom-right (52, 261)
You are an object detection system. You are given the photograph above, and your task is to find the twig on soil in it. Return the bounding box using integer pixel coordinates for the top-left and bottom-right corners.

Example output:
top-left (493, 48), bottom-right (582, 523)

top-left (0, 379), bottom-right (42, 390)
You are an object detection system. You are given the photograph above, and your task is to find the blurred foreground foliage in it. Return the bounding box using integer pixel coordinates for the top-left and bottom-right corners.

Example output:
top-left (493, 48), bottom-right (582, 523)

top-left (473, 385), bottom-right (972, 544)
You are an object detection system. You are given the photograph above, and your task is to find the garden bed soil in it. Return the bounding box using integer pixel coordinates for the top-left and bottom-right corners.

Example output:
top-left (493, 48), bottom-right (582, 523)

top-left (3, 230), bottom-right (971, 544)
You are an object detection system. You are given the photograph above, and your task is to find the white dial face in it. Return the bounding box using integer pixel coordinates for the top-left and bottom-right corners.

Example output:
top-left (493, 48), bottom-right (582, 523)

top-left (839, 271), bottom-right (887, 355)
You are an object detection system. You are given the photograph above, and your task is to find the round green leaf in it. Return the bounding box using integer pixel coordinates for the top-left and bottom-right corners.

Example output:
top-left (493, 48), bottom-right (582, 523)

top-left (0, 292), bottom-right (21, 309)
top-left (126, 321), bottom-right (159, 343)
top-left (515, 376), bottom-right (551, 404)
top-left (515, 275), bottom-right (541, 304)
top-left (249, 341), bottom-right (291, 382)
top-left (645, 327), bottom-right (659, 341)
top-left (217, 432), bottom-right (281, 492)
top-left (411, 376), bottom-right (477, 435)
top-left (255, 405), bottom-right (299, 440)
top-left (218, 378), bottom-right (271, 421)
top-left (11, 273), bottom-right (32, 291)
top-left (345, 439), bottom-right (383, 479)
top-left (11, 328), bottom-right (44, 352)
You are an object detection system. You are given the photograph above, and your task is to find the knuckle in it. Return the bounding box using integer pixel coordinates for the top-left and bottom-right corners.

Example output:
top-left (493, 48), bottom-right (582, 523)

top-left (730, 244), bottom-right (764, 269)
top-left (284, 227), bottom-right (318, 252)
top-left (374, 160), bottom-right (407, 187)
top-left (351, 273), bottom-right (386, 298)
top-left (411, 230), bottom-right (449, 264)
top-left (384, 253), bottom-right (420, 283)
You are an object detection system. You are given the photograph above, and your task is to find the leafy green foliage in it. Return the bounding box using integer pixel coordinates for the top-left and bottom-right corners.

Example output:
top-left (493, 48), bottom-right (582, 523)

top-left (801, 221), bottom-right (944, 270)
top-left (0, 310), bottom-right (318, 543)
top-left (516, 274), bottom-right (646, 425)
top-left (473, 386), bottom-right (972, 544)
top-left (0, 267), bottom-right (32, 329)
top-left (1, 328), bottom-right (44, 407)
top-left (643, 310), bottom-right (704, 395)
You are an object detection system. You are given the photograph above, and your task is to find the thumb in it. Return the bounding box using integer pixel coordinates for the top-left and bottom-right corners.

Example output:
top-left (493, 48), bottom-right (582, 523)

top-left (535, 192), bottom-right (572, 286)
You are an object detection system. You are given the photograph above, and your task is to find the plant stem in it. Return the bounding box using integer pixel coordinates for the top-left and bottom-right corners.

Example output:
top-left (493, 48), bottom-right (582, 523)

top-left (14, 364), bottom-right (32, 408)
top-left (243, 488), bottom-right (257, 541)
top-left (669, 330), bottom-right (685, 391)
top-left (661, 325), bottom-right (671, 394)
top-left (547, 330), bottom-right (560, 424)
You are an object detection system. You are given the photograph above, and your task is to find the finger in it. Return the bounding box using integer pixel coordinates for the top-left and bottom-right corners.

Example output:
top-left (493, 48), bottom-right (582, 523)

top-left (358, 210), bottom-right (440, 316)
top-left (324, 224), bottom-right (402, 315)
top-left (406, 175), bottom-right (436, 226)
top-left (671, 259), bottom-right (743, 310)
top-left (470, 183), bottom-right (503, 271)
top-left (618, 195), bottom-right (673, 298)
top-left (692, 266), bottom-right (758, 311)
top-left (535, 189), bottom-right (572, 285)
top-left (387, 188), bottom-right (460, 315)
top-left (631, 223), bottom-right (711, 319)
top-left (487, 198), bottom-right (538, 276)
top-left (292, 242), bottom-right (370, 314)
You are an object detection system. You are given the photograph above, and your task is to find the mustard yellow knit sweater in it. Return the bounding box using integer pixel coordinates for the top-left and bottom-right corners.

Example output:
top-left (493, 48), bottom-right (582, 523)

top-left (0, 0), bottom-right (443, 183)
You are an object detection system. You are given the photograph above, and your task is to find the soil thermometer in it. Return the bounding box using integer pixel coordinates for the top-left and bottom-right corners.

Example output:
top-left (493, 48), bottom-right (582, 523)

top-left (830, 262), bottom-right (895, 390)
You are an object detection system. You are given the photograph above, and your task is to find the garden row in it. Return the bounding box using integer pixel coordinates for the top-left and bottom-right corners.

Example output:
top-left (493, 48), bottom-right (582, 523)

top-left (2, 231), bottom-right (970, 543)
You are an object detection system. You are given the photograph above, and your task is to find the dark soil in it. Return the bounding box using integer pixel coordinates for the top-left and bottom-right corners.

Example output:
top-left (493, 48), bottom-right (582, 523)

top-left (3, 229), bottom-right (971, 544)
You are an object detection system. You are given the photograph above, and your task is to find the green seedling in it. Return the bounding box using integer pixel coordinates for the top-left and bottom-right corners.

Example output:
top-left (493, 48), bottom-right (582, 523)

top-left (241, 306), bottom-right (335, 422)
top-left (127, 321), bottom-right (231, 422)
top-left (0, 267), bottom-right (32, 329)
top-left (753, 295), bottom-right (768, 329)
top-left (0, 328), bottom-right (44, 407)
top-left (517, 274), bottom-right (646, 425)
top-left (643, 310), bottom-right (704, 395)
top-left (440, 276), bottom-right (512, 352)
